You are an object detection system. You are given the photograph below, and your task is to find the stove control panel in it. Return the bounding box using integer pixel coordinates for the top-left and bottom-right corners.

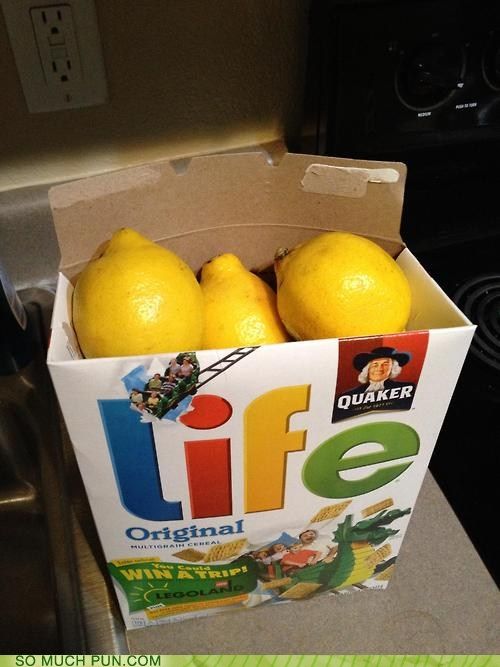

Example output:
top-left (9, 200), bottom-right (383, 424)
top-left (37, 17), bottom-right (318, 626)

top-left (302, 0), bottom-right (500, 157)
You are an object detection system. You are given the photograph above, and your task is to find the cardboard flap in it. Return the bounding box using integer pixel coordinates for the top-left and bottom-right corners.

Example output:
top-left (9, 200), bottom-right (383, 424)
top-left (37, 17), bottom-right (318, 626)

top-left (48, 151), bottom-right (406, 276)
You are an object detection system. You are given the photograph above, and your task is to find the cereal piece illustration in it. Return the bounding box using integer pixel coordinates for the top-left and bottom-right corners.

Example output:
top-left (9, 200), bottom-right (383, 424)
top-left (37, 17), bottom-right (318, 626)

top-left (361, 498), bottom-right (394, 518)
top-left (309, 500), bottom-right (352, 523)
top-left (261, 577), bottom-right (293, 590)
top-left (375, 564), bottom-right (396, 581)
top-left (203, 538), bottom-right (248, 563)
top-left (279, 582), bottom-right (322, 599)
top-left (172, 548), bottom-right (207, 562)
top-left (365, 543), bottom-right (392, 567)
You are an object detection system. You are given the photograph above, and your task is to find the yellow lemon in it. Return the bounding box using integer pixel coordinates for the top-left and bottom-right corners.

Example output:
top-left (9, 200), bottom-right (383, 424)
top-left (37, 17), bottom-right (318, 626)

top-left (73, 227), bottom-right (204, 358)
top-left (199, 253), bottom-right (290, 349)
top-left (274, 231), bottom-right (412, 340)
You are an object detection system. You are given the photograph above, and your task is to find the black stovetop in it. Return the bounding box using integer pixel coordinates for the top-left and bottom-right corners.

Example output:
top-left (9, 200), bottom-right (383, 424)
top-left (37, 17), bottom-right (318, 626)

top-left (298, 0), bottom-right (500, 585)
top-left (403, 176), bottom-right (500, 587)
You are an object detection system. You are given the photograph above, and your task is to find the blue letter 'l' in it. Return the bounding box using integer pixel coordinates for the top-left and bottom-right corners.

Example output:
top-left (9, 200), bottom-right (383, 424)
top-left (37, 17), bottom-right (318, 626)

top-left (98, 399), bottom-right (183, 520)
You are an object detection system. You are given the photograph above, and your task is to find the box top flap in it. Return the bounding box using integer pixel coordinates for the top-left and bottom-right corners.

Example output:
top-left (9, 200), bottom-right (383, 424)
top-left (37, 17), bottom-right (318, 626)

top-left (48, 151), bottom-right (407, 274)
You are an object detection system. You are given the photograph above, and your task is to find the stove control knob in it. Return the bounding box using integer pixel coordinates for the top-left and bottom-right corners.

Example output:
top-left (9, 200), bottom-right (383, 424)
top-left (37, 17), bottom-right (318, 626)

top-left (395, 41), bottom-right (466, 110)
top-left (482, 32), bottom-right (500, 91)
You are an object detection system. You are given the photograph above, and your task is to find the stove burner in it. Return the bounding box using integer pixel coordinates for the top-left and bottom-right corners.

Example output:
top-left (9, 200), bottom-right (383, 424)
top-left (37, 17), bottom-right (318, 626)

top-left (482, 31), bottom-right (500, 91)
top-left (395, 40), bottom-right (466, 111)
top-left (453, 274), bottom-right (500, 372)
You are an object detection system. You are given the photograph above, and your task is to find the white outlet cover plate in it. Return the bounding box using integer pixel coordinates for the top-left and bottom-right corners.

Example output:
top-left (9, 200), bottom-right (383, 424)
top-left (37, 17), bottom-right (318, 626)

top-left (1, 0), bottom-right (108, 112)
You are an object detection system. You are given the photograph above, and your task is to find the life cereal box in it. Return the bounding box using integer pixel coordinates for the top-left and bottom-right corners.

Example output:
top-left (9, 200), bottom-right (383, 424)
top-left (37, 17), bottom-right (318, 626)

top-left (46, 152), bottom-right (474, 629)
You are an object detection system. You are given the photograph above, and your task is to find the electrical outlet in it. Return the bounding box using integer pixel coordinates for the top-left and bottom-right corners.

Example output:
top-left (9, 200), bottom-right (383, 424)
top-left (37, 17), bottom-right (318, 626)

top-left (1, 0), bottom-right (108, 112)
top-left (30, 5), bottom-right (84, 89)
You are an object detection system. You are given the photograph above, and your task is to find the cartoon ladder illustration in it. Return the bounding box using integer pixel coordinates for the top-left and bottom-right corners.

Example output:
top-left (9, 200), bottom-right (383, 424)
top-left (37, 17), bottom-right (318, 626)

top-left (196, 347), bottom-right (259, 389)
top-left (156, 347), bottom-right (259, 418)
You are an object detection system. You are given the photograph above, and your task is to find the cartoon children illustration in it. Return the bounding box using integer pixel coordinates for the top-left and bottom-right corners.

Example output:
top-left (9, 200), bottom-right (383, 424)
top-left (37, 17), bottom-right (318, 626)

top-left (254, 548), bottom-right (272, 565)
top-left (146, 390), bottom-right (161, 411)
top-left (251, 548), bottom-right (274, 579)
top-left (147, 373), bottom-right (164, 391)
top-left (128, 352), bottom-right (201, 419)
top-left (269, 543), bottom-right (288, 563)
top-left (167, 357), bottom-right (181, 377)
top-left (129, 389), bottom-right (144, 407)
top-left (297, 528), bottom-right (338, 563)
top-left (161, 371), bottom-right (178, 396)
top-left (280, 542), bottom-right (321, 574)
top-left (264, 542), bottom-right (290, 578)
top-left (178, 356), bottom-right (194, 378)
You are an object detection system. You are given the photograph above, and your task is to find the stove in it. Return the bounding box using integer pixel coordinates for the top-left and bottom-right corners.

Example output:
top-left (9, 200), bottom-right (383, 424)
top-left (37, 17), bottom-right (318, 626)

top-left (414, 236), bottom-right (500, 585)
top-left (301, 0), bottom-right (500, 159)
top-left (297, 0), bottom-right (500, 585)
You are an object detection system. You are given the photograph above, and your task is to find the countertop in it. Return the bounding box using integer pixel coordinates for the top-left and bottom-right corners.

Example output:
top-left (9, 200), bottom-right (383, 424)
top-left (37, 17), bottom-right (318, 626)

top-left (125, 472), bottom-right (499, 654)
top-left (2, 175), bottom-right (498, 657)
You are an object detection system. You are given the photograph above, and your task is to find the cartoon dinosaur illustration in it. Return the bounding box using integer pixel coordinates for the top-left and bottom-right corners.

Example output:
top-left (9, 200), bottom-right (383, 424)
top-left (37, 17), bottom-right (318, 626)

top-left (286, 507), bottom-right (411, 592)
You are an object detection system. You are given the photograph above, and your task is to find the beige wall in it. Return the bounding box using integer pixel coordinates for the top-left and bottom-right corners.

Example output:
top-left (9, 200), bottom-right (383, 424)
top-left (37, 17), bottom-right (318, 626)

top-left (0, 0), bottom-right (309, 191)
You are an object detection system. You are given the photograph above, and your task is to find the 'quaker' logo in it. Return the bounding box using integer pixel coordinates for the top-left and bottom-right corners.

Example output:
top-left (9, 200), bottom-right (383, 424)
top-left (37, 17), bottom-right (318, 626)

top-left (332, 333), bottom-right (429, 423)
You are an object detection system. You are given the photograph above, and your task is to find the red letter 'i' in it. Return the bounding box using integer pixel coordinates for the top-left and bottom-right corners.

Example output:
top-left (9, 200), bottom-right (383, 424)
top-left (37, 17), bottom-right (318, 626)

top-left (184, 438), bottom-right (232, 518)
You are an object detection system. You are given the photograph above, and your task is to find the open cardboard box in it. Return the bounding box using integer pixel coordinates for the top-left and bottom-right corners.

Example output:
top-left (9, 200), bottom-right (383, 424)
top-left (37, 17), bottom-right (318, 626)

top-left (47, 151), bottom-right (474, 629)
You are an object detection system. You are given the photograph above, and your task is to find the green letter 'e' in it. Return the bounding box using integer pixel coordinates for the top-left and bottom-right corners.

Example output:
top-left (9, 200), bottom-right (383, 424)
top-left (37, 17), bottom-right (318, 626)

top-left (302, 421), bottom-right (419, 498)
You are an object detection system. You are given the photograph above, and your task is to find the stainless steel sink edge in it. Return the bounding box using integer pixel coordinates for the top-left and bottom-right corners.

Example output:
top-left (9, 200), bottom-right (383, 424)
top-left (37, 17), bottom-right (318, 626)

top-left (1, 287), bottom-right (128, 653)
top-left (0, 185), bottom-right (60, 291)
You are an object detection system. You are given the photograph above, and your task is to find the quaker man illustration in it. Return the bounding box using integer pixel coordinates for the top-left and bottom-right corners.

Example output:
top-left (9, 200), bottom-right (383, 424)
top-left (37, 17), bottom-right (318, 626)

top-left (334, 346), bottom-right (416, 420)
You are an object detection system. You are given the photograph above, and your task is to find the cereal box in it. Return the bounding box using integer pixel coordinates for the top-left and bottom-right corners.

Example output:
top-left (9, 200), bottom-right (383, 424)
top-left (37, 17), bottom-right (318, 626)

top-left (46, 151), bottom-right (474, 629)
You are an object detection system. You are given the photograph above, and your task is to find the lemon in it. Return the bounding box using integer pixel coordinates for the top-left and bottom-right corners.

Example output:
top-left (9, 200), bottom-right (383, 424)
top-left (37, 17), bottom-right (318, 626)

top-left (72, 227), bottom-right (204, 358)
top-left (274, 231), bottom-right (412, 340)
top-left (199, 253), bottom-right (290, 349)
